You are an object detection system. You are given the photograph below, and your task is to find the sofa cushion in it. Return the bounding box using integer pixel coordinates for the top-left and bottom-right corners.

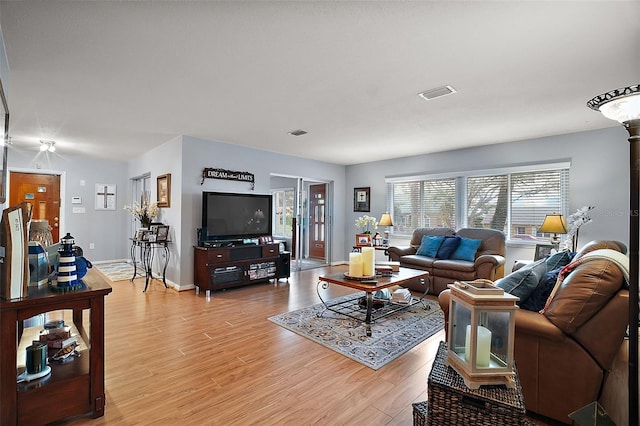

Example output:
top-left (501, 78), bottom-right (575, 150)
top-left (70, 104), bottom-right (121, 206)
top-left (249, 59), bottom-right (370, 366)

top-left (436, 235), bottom-right (462, 259)
top-left (494, 258), bottom-right (546, 303)
top-left (400, 254), bottom-right (436, 269)
top-left (450, 237), bottom-right (482, 262)
top-left (409, 227), bottom-right (456, 247)
top-left (416, 235), bottom-right (445, 257)
top-left (519, 267), bottom-right (561, 312)
top-left (544, 258), bottom-right (625, 334)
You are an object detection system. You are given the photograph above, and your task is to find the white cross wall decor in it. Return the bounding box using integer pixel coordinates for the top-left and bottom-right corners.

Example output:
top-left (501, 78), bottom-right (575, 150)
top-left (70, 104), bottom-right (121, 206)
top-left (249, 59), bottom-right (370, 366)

top-left (95, 184), bottom-right (116, 210)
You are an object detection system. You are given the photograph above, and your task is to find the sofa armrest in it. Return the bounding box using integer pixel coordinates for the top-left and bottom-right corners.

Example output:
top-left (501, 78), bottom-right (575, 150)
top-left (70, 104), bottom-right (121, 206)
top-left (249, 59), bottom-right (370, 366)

top-left (473, 254), bottom-right (505, 280)
top-left (387, 246), bottom-right (416, 261)
top-left (515, 309), bottom-right (565, 342)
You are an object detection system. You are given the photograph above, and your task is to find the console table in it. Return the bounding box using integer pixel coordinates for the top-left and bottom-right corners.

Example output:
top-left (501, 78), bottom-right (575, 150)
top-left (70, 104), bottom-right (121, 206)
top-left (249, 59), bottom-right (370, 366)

top-left (0, 269), bottom-right (112, 425)
top-left (130, 238), bottom-right (170, 292)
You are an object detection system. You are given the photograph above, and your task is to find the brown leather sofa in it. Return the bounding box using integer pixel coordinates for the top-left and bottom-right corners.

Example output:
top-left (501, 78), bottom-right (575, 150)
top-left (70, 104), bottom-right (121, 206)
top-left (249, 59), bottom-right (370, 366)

top-left (387, 227), bottom-right (506, 294)
top-left (438, 240), bottom-right (629, 424)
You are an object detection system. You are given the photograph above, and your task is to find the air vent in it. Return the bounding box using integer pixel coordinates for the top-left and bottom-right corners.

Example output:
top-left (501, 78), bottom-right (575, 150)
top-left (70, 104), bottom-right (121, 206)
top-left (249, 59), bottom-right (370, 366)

top-left (418, 85), bottom-right (457, 101)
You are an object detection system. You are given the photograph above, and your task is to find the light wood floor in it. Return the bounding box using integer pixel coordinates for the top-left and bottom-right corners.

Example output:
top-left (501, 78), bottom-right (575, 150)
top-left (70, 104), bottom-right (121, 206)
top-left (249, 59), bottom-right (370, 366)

top-left (52, 265), bottom-right (555, 425)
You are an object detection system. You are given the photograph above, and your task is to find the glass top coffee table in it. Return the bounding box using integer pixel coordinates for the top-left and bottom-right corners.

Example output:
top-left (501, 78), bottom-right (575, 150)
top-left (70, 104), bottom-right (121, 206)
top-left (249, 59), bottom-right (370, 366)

top-left (317, 267), bottom-right (430, 336)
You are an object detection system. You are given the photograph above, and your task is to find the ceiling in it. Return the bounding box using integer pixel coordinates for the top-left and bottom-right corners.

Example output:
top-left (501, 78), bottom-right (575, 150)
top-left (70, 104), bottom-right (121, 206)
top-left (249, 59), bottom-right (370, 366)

top-left (1, 1), bottom-right (639, 165)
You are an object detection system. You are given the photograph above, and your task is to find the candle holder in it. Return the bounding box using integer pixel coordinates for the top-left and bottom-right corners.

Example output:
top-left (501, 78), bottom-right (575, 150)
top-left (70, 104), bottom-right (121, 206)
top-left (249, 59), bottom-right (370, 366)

top-left (445, 280), bottom-right (519, 389)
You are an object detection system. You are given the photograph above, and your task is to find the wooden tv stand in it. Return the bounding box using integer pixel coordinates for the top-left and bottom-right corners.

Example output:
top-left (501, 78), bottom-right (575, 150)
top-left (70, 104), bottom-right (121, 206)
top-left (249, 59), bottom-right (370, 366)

top-left (194, 243), bottom-right (280, 296)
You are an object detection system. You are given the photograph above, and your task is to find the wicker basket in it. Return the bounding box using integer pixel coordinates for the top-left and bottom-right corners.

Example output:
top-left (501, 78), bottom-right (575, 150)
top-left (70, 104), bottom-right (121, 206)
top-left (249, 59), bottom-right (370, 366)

top-left (426, 341), bottom-right (528, 426)
top-left (412, 401), bottom-right (428, 426)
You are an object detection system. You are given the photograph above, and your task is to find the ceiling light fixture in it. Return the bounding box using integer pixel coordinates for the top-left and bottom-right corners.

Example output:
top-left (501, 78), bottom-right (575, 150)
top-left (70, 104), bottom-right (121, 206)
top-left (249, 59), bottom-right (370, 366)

top-left (40, 140), bottom-right (56, 152)
top-left (418, 85), bottom-right (457, 101)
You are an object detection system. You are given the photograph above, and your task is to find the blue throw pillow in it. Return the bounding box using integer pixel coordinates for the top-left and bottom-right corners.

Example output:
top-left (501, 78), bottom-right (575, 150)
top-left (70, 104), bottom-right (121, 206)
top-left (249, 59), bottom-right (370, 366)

top-left (416, 235), bottom-right (445, 257)
top-left (450, 237), bottom-right (482, 262)
top-left (545, 250), bottom-right (573, 271)
top-left (494, 258), bottom-right (547, 304)
top-left (520, 267), bottom-right (562, 311)
top-left (436, 235), bottom-right (462, 259)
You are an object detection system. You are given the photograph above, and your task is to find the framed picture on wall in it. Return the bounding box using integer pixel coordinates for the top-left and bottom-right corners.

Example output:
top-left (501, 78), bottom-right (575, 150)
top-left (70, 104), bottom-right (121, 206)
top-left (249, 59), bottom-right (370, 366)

top-left (353, 187), bottom-right (370, 212)
top-left (157, 173), bottom-right (171, 207)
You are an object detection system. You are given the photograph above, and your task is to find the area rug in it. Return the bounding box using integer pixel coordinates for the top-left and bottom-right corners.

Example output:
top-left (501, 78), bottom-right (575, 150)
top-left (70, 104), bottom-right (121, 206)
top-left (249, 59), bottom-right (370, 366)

top-left (268, 293), bottom-right (444, 370)
top-left (95, 262), bottom-right (135, 282)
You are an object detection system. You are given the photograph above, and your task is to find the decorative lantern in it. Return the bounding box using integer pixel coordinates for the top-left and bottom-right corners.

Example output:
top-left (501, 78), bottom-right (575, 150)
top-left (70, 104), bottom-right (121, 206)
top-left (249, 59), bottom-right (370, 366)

top-left (445, 280), bottom-right (519, 389)
top-left (51, 233), bottom-right (81, 292)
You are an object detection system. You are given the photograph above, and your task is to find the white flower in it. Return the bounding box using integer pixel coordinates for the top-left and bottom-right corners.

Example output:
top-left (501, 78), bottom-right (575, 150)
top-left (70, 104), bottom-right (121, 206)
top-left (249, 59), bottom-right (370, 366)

top-left (124, 201), bottom-right (158, 224)
top-left (563, 205), bottom-right (594, 251)
top-left (355, 215), bottom-right (378, 233)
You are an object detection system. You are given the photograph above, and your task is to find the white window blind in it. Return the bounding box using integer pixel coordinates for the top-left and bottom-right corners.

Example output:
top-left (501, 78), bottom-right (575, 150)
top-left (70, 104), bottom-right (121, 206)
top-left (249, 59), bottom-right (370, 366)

top-left (387, 164), bottom-right (570, 240)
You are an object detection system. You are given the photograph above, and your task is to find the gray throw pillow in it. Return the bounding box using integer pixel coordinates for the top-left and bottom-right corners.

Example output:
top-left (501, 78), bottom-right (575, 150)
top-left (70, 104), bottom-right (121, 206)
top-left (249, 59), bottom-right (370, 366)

top-left (494, 258), bottom-right (547, 304)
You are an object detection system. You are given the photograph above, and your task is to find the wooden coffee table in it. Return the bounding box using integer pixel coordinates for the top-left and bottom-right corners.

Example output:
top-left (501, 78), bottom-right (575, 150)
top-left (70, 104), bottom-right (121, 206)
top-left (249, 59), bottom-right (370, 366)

top-left (317, 267), bottom-right (430, 336)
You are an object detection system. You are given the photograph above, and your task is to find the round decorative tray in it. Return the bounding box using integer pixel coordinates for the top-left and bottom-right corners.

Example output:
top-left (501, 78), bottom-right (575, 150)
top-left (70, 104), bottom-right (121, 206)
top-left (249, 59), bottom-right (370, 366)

top-left (343, 272), bottom-right (376, 281)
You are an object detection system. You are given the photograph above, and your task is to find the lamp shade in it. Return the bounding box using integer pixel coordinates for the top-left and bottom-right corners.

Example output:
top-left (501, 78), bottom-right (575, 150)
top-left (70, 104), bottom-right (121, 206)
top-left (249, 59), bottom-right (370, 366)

top-left (538, 214), bottom-right (567, 235)
top-left (587, 85), bottom-right (640, 123)
top-left (378, 213), bottom-right (393, 227)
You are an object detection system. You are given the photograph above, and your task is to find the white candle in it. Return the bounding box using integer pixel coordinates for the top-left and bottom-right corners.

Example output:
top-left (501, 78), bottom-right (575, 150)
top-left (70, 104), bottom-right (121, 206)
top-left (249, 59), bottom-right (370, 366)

top-left (361, 247), bottom-right (375, 276)
top-left (349, 252), bottom-right (363, 277)
top-left (465, 325), bottom-right (492, 368)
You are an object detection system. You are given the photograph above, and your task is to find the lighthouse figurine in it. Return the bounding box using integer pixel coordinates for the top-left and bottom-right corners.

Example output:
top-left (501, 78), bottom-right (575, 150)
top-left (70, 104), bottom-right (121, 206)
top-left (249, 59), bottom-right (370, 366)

top-left (52, 233), bottom-right (82, 292)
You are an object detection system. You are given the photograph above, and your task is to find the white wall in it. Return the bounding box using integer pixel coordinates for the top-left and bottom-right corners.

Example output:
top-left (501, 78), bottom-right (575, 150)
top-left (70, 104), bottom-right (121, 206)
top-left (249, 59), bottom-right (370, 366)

top-left (126, 135), bottom-right (346, 290)
top-left (345, 127), bottom-right (630, 266)
top-left (7, 149), bottom-right (130, 261)
top-left (126, 135), bottom-right (182, 286)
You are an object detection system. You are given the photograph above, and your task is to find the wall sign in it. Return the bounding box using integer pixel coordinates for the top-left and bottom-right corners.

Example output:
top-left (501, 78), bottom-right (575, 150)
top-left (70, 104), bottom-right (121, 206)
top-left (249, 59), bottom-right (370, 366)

top-left (95, 184), bottom-right (116, 210)
top-left (201, 168), bottom-right (255, 190)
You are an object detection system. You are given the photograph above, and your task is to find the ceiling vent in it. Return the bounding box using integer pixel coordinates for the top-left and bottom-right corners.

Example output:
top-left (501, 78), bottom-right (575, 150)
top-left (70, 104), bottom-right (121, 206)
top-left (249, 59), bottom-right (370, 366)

top-left (418, 85), bottom-right (457, 101)
top-left (288, 129), bottom-right (308, 136)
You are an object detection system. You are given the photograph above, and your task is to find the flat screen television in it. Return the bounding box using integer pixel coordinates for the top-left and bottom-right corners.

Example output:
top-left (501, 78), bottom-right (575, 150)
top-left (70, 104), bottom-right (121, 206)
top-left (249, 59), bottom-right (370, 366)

top-left (201, 191), bottom-right (272, 242)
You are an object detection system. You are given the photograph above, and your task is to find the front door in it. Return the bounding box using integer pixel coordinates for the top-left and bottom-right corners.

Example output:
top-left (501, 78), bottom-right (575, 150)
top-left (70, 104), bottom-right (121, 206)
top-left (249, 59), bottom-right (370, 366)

top-left (10, 172), bottom-right (61, 242)
top-left (308, 183), bottom-right (326, 260)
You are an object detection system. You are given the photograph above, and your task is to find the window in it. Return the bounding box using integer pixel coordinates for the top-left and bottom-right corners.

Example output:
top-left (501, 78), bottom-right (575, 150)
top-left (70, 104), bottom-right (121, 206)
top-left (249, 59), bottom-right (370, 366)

top-left (387, 163), bottom-right (569, 241)
top-left (391, 179), bottom-right (456, 234)
top-left (272, 188), bottom-right (295, 238)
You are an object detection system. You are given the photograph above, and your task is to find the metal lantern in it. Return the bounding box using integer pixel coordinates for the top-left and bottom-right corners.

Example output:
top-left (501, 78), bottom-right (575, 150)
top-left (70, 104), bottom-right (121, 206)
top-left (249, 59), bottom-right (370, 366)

top-left (445, 280), bottom-right (519, 389)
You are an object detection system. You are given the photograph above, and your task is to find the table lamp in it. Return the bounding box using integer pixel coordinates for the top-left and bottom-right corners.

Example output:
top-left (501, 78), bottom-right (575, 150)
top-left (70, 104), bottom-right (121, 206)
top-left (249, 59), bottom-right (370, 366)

top-left (538, 214), bottom-right (567, 250)
top-left (378, 212), bottom-right (393, 245)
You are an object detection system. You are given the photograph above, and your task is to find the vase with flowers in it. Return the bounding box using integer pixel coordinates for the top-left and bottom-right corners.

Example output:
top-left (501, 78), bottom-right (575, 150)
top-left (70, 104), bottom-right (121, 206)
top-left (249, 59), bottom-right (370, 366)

top-left (124, 200), bottom-right (159, 229)
top-left (355, 215), bottom-right (378, 234)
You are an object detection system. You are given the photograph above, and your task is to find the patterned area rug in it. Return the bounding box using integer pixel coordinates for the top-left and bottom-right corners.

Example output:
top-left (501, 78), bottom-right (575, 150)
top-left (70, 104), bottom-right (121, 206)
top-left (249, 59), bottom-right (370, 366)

top-left (95, 262), bottom-right (135, 282)
top-left (269, 293), bottom-right (444, 370)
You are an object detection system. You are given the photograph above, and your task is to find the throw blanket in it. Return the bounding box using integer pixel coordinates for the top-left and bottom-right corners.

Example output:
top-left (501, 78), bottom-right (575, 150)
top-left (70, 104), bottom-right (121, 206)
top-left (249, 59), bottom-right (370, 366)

top-left (540, 249), bottom-right (629, 314)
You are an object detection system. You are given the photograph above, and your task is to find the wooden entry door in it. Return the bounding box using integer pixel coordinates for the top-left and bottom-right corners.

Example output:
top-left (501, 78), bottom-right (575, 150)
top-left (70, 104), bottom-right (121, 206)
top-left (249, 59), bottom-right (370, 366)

top-left (10, 172), bottom-right (61, 242)
top-left (308, 184), bottom-right (326, 259)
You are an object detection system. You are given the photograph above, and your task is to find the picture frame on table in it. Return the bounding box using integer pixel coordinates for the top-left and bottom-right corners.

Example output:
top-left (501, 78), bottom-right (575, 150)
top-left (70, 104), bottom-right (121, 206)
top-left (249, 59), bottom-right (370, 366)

top-left (534, 243), bottom-right (554, 261)
top-left (135, 228), bottom-right (147, 240)
top-left (156, 225), bottom-right (170, 242)
top-left (157, 173), bottom-right (171, 207)
top-left (353, 187), bottom-right (370, 212)
top-left (356, 233), bottom-right (372, 247)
